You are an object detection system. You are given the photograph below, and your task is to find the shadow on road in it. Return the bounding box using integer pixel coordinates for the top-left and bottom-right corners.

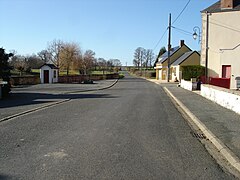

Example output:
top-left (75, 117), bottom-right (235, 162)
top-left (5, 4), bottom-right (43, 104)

top-left (0, 174), bottom-right (15, 180)
top-left (0, 92), bottom-right (117, 109)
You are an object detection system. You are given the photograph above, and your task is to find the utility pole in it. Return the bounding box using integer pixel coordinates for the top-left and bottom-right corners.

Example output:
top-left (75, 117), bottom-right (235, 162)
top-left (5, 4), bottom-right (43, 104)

top-left (167, 13), bottom-right (171, 82)
top-left (205, 11), bottom-right (209, 83)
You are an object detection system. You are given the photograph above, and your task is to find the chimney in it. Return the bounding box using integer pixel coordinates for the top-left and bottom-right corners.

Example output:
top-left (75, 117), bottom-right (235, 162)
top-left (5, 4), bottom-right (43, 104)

top-left (221, 0), bottom-right (234, 9)
top-left (180, 40), bottom-right (185, 47)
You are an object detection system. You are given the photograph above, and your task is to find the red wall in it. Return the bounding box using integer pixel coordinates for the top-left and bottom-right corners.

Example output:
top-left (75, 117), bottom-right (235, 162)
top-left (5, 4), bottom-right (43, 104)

top-left (209, 77), bottom-right (230, 89)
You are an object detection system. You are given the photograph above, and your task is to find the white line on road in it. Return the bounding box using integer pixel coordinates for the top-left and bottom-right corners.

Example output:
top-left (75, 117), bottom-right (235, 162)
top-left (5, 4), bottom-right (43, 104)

top-left (0, 99), bottom-right (71, 123)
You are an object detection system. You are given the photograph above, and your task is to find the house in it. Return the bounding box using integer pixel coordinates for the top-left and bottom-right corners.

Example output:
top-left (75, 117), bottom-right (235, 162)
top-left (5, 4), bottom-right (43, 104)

top-left (171, 51), bottom-right (200, 81)
top-left (201, 0), bottom-right (240, 89)
top-left (155, 40), bottom-right (192, 81)
top-left (40, 64), bottom-right (59, 84)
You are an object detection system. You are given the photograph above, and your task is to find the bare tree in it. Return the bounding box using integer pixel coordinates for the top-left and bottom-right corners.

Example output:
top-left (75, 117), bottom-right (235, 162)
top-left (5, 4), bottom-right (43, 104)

top-left (60, 42), bottom-right (81, 76)
top-left (109, 59), bottom-right (122, 72)
top-left (82, 50), bottom-right (95, 75)
top-left (98, 58), bottom-right (107, 74)
top-left (47, 39), bottom-right (64, 68)
top-left (73, 49), bottom-right (95, 75)
top-left (10, 55), bottom-right (30, 76)
top-left (38, 50), bottom-right (51, 63)
top-left (133, 47), bottom-right (145, 76)
top-left (144, 49), bottom-right (155, 69)
top-left (73, 53), bottom-right (84, 75)
top-left (92, 58), bottom-right (98, 71)
top-left (133, 47), bottom-right (145, 70)
top-left (26, 54), bottom-right (44, 69)
top-left (9, 49), bottom-right (17, 56)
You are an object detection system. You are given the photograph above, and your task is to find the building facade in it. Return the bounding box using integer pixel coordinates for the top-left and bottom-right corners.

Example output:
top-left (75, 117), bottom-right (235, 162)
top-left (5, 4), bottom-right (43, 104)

top-left (40, 64), bottom-right (59, 84)
top-left (155, 40), bottom-right (194, 81)
top-left (201, 0), bottom-right (240, 89)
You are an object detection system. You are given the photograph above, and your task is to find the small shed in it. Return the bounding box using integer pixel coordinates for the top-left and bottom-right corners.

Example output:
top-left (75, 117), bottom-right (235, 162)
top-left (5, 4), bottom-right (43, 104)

top-left (40, 64), bottom-right (59, 84)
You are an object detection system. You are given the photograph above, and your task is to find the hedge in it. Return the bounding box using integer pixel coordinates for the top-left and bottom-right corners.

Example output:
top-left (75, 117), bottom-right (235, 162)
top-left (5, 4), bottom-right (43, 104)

top-left (181, 65), bottom-right (205, 80)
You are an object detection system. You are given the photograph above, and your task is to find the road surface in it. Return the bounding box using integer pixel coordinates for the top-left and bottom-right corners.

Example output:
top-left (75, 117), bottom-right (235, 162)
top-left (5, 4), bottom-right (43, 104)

top-left (0, 73), bottom-right (235, 179)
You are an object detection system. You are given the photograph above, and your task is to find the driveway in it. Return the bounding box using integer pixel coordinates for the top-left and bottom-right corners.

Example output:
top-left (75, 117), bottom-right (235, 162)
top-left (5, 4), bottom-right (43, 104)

top-left (0, 80), bottom-right (117, 120)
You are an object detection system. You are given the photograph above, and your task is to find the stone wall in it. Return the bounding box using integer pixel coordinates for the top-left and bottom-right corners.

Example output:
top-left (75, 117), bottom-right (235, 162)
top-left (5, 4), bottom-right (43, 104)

top-left (58, 74), bottom-right (119, 83)
top-left (10, 76), bottom-right (40, 85)
top-left (10, 74), bottom-right (119, 85)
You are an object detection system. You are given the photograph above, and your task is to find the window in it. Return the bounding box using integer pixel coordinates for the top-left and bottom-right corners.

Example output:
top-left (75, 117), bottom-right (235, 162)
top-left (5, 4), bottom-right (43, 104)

top-left (53, 70), bottom-right (57, 78)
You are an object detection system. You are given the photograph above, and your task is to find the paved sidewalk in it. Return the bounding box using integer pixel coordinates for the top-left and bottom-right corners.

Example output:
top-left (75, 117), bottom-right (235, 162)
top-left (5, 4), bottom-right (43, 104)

top-left (149, 79), bottom-right (240, 175)
top-left (0, 79), bottom-right (117, 120)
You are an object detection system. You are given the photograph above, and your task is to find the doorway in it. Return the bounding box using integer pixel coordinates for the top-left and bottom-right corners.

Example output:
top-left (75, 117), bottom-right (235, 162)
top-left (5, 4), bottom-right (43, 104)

top-left (44, 70), bottom-right (49, 83)
top-left (222, 65), bottom-right (231, 78)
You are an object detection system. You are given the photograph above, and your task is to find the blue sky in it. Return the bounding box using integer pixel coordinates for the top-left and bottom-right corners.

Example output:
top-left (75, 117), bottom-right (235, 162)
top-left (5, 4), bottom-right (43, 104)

top-left (0, 0), bottom-right (217, 65)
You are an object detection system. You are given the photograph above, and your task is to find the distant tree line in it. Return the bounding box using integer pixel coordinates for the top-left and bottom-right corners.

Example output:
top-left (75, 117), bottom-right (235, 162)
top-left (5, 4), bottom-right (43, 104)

top-left (132, 46), bottom-right (167, 70)
top-left (133, 47), bottom-right (155, 70)
top-left (8, 39), bottom-right (122, 76)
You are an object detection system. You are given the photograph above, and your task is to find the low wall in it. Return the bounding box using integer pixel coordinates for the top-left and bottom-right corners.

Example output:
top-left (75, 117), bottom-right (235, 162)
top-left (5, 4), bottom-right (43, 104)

top-left (10, 76), bottom-right (40, 85)
top-left (209, 77), bottom-right (230, 89)
top-left (181, 79), bottom-right (193, 91)
top-left (58, 74), bottom-right (119, 83)
top-left (10, 74), bottom-right (119, 85)
top-left (180, 79), bottom-right (197, 91)
top-left (201, 84), bottom-right (240, 115)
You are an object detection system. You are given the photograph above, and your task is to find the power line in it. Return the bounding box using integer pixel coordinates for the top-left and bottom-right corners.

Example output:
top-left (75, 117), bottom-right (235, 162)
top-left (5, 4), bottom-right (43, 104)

top-left (172, 0), bottom-right (191, 24)
top-left (153, 28), bottom-right (168, 51)
top-left (211, 18), bottom-right (240, 32)
top-left (203, 20), bottom-right (240, 34)
top-left (171, 26), bottom-right (193, 36)
top-left (173, 29), bottom-right (193, 37)
top-left (153, 0), bottom-right (191, 52)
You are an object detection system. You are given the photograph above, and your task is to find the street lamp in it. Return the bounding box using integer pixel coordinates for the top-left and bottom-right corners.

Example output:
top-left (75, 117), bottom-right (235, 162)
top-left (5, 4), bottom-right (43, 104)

top-left (192, 17), bottom-right (209, 84)
top-left (193, 26), bottom-right (201, 44)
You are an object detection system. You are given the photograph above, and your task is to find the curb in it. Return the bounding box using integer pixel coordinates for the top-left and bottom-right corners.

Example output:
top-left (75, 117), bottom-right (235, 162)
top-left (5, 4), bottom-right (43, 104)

top-left (163, 87), bottom-right (240, 174)
top-left (63, 79), bottom-right (119, 94)
top-left (0, 99), bottom-right (70, 123)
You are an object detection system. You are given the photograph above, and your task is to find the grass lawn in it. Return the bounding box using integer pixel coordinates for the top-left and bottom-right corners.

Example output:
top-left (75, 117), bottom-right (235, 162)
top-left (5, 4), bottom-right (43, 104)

top-left (31, 69), bottom-right (40, 73)
top-left (91, 71), bottom-right (115, 75)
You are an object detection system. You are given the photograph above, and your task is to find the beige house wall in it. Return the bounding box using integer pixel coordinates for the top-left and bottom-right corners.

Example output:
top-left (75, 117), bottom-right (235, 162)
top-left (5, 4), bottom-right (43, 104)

top-left (201, 11), bottom-right (240, 89)
top-left (158, 45), bottom-right (191, 80)
top-left (172, 52), bottom-right (200, 81)
top-left (161, 45), bottom-right (191, 68)
top-left (180, 53), bottom-right (200, 66)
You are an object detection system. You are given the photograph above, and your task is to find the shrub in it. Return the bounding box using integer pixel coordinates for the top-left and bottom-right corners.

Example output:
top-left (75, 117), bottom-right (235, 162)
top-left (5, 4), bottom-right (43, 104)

top-left (181, 65), bottom-right (205, 81)
top-left (0, 48), bottom-right (13, 97)
top-left (119, 74), bottom-right (125, 79)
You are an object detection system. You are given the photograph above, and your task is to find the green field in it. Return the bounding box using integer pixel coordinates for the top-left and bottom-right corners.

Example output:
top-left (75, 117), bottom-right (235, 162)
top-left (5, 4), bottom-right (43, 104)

top-left (14, 69), bottom-right (117, 76)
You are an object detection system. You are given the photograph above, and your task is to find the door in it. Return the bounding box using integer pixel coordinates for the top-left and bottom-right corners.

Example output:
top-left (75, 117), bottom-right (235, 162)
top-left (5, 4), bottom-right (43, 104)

top-left (44, 70), bottom-right (49, 83)
top-left (222, 65), bottom-right (231, 78)
top-left (158, 70), bottom-right (162, 80)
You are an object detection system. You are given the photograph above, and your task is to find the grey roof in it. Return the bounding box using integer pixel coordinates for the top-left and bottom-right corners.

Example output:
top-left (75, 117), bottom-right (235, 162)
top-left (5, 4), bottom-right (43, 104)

top-left (202, 0), bottom-right (240, 13)
top-left (40, 63), bottom-right (58, 69)
top-left (158, 46), bottom-right (180, 63)
top-left (172, 51), bottom-right (199, 66)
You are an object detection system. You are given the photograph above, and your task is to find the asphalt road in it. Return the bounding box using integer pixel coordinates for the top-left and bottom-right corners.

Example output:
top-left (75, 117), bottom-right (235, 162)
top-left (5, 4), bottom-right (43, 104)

top-left (0, 72), bottom-right (236, 179)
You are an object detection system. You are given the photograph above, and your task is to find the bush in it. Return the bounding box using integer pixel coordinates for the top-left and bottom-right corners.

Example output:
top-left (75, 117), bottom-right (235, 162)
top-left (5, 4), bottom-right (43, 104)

top-left (182, 65), bottom-right (205, 81)
top-left (119, 74), bottom-right (125, 79)
top-left (0, 48), bottom-right (13, 97)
